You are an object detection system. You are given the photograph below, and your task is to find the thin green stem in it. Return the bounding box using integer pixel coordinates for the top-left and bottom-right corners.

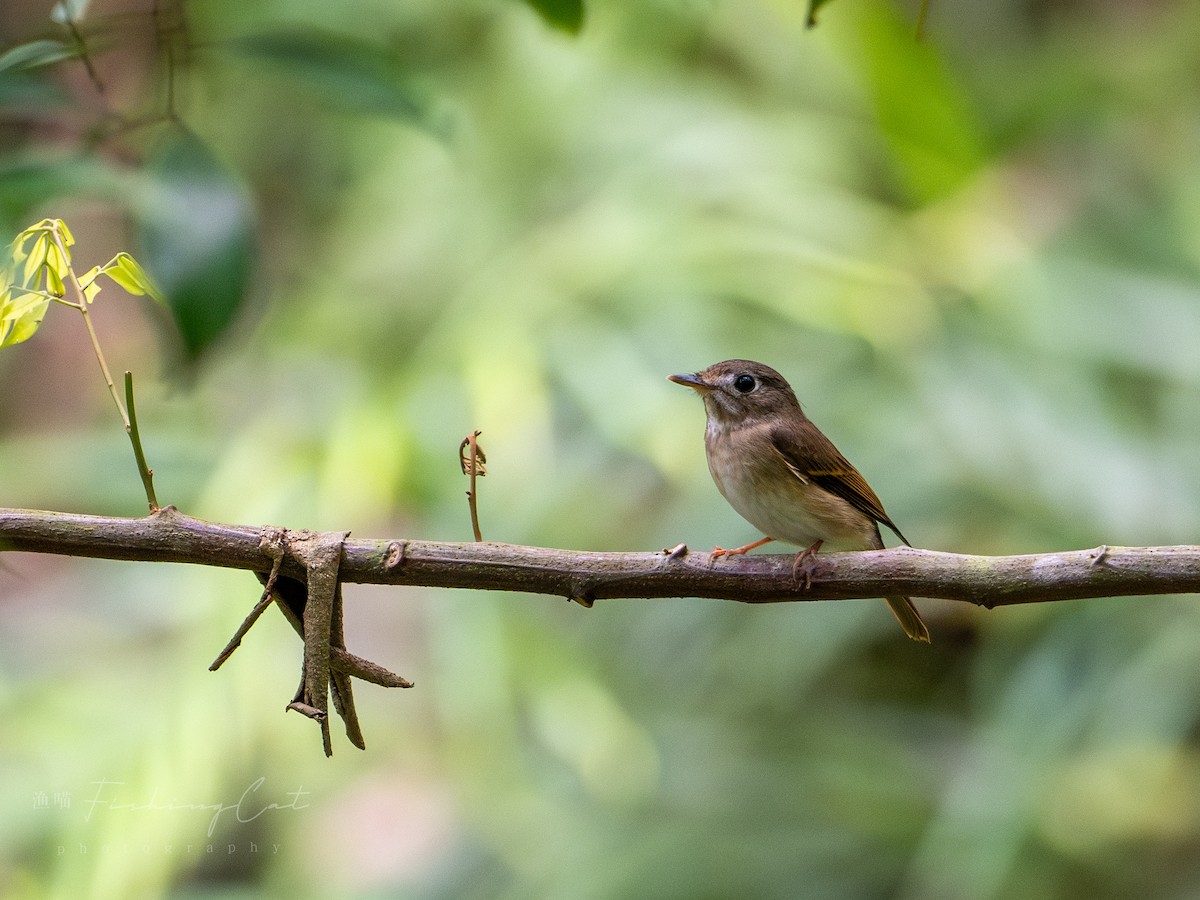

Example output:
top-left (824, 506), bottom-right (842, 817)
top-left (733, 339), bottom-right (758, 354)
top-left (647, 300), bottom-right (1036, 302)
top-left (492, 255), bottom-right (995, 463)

top-left (47, 226), bottom-right (129, 430)
top-left (47, 222), bottom-right (158, 510)
top-left (15, 288), bottom-right (84, 310)
top-left (79, 303), bottom-right (130, 427)
top-left (125, 372), bottom-right (159, 511)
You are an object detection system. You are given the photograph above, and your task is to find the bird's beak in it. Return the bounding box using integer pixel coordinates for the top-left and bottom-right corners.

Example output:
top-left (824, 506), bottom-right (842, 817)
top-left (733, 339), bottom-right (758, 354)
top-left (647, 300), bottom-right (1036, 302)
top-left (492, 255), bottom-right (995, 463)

top-left (667, 372), bottom-right (712, 392)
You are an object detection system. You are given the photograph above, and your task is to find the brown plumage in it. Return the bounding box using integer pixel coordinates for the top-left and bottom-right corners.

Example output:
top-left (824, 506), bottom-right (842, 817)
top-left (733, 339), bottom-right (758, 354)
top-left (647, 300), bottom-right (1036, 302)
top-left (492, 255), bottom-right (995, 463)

top-left (669, 359), bottom-right (929, 642)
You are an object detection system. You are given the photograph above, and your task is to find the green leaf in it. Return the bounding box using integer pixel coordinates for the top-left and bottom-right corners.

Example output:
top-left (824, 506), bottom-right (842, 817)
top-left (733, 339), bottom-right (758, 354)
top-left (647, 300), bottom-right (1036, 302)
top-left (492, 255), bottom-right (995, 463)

top-left (521, 0), bottom-right (585, 34)
top-left (79, 267), bottom-right (103, 304)
top-left (22, 233), bottom-right (48, 286)
top-left (54, 218), bottom-right (75, 248)
top-left (44, 237), bottom-right (69, 290)
top-left (44, 258), bottom-right (64, 295)
top-left (848, 4), bottom-right (988, 203)
top-left (135, 130), bottom-right (254, 357)
top-left (12, 221), bottom-right (70, 290)
top-left (8, 235), bottom-right (28, 265)
top-left (0, 157), bottom-right (123, 225)
top-left (227, 31), bottom-right (452, 138)
top-left (2, 289), bottom-right (50, 320)
top-left (0, 39), bottom-right (77, 75)
top-left (103, 252), bottom-right (165, 304)
top-left (0, 289), bottom-right (51, 348)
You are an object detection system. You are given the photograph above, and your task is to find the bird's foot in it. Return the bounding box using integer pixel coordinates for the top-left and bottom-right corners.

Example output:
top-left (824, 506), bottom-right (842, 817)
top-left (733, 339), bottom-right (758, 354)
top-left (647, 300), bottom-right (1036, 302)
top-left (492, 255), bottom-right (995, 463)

top-left (708, 536), bottom-right (775, 567)
top-left (790, 540), bottom-right (824, 590)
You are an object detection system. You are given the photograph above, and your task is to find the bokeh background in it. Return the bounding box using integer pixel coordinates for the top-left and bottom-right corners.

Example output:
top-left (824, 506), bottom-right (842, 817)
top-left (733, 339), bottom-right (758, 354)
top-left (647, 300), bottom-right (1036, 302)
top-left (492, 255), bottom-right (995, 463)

top-left (3, 0), bottom-right (1200, 896)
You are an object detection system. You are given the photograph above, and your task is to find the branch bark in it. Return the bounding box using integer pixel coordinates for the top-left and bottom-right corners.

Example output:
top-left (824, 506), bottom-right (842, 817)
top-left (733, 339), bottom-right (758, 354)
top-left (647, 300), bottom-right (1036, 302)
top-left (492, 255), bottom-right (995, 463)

top-left (3, 506), bottom-right (1199, 607)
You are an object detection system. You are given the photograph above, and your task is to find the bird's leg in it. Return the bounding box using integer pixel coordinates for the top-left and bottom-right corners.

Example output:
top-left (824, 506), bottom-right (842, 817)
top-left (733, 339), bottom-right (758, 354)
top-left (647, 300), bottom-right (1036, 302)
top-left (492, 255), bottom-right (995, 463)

top-left (709, 536), bottom-right (774, 566)
top-left (791, 540), bottom-right (824, 589)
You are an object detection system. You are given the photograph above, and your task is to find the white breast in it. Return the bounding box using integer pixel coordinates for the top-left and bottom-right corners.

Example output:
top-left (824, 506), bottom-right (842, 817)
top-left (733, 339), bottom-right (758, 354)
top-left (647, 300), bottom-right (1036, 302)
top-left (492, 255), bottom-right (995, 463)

top-left (705, 419), bottom-right (877, 550)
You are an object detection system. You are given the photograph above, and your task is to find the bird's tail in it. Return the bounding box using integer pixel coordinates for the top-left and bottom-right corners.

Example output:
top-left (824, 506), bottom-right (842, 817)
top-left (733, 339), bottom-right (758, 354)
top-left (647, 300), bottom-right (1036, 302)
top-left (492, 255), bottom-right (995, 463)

top-left (885, 596), bottom-right (930, 643)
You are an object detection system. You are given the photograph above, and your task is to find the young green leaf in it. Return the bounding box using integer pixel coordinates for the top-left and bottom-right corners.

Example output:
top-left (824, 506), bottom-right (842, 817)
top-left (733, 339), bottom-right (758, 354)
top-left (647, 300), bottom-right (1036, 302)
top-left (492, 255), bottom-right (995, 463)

top-left (0, 289), bottom-right (51, 348)
top-left (12, 225), bottom-right (42, 258)
top-left (43, 240), bottom-right (67, 295)
top-left (0, 39), bottom-right (77, 76)
top-left (44, 260), bottom-right (64, 296)
top-left (78, 264), bottom-right (103, 303)
top-left (22, 233), bottom-right (48, 286)
top-left (9, 234), bottom-right (30, 265)
top-left (55, 218), bottom-right (75, 248)
top-left (104, 252), bottom-right (165, 304)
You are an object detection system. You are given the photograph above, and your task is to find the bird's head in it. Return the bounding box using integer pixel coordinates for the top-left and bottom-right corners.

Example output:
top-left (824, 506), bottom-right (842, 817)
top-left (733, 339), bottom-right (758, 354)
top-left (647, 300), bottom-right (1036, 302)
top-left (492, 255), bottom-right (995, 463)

top-left (668, 359), bottom-right (802, 427)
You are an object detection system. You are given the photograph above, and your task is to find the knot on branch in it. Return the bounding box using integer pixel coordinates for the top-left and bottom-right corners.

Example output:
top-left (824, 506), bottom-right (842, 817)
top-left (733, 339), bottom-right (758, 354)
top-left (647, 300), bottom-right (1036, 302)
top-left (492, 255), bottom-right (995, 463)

top-left (384, 540), bottom-right (407, 569)
top-left (569, 582), bottom-right (596, 608)
top-left (210, 525), bottom-right (413, 757)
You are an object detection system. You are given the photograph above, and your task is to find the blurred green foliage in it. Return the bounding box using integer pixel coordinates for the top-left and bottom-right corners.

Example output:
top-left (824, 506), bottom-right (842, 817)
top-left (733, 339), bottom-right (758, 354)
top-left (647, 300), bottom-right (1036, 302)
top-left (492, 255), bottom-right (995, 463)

top-left (138, 131), bottom-right (253, 358)
top-left (521, 0), bottom-right (585, 34)
top-left (2, 0), bottom-right (1200, 897)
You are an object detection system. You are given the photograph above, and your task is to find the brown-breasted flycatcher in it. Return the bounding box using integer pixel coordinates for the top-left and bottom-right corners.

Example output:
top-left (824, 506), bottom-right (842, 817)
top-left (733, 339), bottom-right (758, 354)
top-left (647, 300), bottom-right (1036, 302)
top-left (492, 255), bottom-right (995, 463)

top-left (669, 359), bottom-right (930, 642)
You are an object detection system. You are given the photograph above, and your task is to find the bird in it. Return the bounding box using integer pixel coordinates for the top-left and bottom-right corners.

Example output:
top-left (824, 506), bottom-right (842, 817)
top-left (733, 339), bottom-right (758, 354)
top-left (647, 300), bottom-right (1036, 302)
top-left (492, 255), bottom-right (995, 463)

top-left (668, 359), bottom-right (930, 642)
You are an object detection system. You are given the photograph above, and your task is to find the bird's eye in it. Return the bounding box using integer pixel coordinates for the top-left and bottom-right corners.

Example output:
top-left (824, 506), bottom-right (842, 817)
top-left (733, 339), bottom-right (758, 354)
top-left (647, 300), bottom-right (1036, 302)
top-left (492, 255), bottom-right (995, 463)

top-left (733, 374), bottom-right (757, 393)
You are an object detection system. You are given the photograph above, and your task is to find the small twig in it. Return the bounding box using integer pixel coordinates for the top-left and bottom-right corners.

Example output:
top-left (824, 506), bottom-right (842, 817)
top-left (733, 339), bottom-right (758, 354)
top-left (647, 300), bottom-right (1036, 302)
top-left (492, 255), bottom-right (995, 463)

top-left (125, 372), bottom-right (159, 512)
top-left (266, 570), bottom-right (415, 688)
top-left (208, 543), bottom-right (284, 671)
top-left (328, 580), bottom-right (365, 750)
top-left (289, 530), bottom-right (346, 757)
top-left (258, 535), bottom-right (413, 693)
top-left (62, 13), bottom-right (106, 98)
top-left (150, 0), bottom-right (187, 122)
top-left (286, 701), bottom-right (326, 721)
top-left (458, 430), bottom-right (486, 541)
top-left (331, 648), bottom-right (413, 688)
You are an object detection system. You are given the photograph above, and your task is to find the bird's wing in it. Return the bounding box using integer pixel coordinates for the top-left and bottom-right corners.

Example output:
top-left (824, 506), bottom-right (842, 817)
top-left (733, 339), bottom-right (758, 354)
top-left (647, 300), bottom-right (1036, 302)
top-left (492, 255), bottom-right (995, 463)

top-left (770, 425), bottom-right (909, 546)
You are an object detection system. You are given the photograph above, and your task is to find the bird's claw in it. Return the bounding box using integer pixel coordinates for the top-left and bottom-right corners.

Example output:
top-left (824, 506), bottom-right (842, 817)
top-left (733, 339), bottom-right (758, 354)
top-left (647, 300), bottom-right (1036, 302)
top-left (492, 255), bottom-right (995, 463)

top-left (790, 540), bottom-right (824, 590)
top-left (707, 545), bottom-right (743, 568)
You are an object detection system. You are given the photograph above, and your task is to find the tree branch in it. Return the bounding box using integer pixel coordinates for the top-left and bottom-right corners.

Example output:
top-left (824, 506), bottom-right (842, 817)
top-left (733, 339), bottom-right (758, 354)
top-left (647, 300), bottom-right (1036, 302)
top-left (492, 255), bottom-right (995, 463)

top-left (2, 507), bottom-right (1199, 607)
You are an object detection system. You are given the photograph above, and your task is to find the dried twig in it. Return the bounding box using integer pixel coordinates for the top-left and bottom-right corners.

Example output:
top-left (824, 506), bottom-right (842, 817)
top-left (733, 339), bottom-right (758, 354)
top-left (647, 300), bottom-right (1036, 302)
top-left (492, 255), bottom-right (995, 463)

top-left (208, 530), bottom-right (284, 671)
top-left (205, 524), bottom-right (410, 754)
top-left (458, 430), bottom-right (486, 541)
